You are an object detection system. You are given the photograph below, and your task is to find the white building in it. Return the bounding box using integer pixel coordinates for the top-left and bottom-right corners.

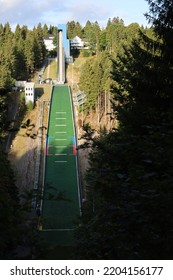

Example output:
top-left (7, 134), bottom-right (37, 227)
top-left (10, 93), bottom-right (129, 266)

top-left (25, 82), bottom-right (35, 104)
top-left (70, 36), bottom-right (85, 49)
top-left (44, 34), bottom-right (55, 51)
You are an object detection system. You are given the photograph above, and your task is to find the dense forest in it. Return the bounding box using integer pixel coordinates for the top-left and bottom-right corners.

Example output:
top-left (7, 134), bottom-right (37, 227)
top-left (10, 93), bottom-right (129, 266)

top-left (0, 0), bottom-right (173, 259)
top-left (0, 23), bottom-right (48, 259)
top-left (74, 0), bottom-right (173, 259)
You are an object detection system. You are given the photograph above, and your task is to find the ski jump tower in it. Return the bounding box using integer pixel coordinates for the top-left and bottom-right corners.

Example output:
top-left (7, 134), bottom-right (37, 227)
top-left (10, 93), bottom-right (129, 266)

top-left (57, 24), bottom-right (71, 84)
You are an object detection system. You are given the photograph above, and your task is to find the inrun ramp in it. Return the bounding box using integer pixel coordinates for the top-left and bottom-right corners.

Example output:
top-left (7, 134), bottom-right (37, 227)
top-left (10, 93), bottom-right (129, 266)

top-left (41, 85), bottom-right (81, 246)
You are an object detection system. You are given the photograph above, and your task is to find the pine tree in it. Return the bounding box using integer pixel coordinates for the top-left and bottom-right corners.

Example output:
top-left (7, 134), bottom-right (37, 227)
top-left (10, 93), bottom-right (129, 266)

top-left (75, 0), bottom-right (173, 260)
top-left (79, 59), bottom-right (95, 110)
top-left (13, 25), bottom-right (27, 79)
top-left (24, 31), bottom-right (35, 75)
top-left (33, 24), bottom-right (46, 68)
top-left (67, 21), bottom-right (76, 39)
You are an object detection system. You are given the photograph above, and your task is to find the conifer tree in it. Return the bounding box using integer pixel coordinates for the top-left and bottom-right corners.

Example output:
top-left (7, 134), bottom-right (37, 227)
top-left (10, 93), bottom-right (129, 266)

top-left (24, 31), bottom-right (35, 75)
top-left (75, 0), bottom-right (173, 260)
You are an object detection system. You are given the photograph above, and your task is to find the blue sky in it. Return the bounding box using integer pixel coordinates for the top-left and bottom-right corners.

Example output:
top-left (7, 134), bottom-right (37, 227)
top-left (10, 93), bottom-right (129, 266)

top-left (0, 0), bottom-right (149, 28)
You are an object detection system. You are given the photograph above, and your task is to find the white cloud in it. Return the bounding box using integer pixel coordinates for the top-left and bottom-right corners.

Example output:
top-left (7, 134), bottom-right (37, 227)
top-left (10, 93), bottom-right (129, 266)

top-left (60, 0), bottom-right (111, 26)
top-left (0, 0), bottom-right (22, 8)
top-left (0, 0), bottom-right (58, 26)
top-left (0, 0), bottom-right (148, 28)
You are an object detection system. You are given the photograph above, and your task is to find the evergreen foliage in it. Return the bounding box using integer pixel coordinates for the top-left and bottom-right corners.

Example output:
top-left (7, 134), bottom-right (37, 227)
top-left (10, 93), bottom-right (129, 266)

top-left (0, 146), bottom-right (22, 259)
top-left (0, 23), bottom-right (47, 86)
top-left (67, 21), bottom-right (83, 39)
top-left (79, 52), bottom-right (113, 113)
top-left (1, 1), bottom-right (173, 259)
top-left (0, 22), bottom-right (47, 259)
top-left (0, 88), bottom-right (8, 132)
top-left (75, 0), bottom-right (173, 259)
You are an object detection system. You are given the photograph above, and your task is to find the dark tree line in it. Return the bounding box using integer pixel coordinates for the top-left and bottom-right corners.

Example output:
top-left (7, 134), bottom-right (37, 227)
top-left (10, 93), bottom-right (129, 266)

top-left (0, 23), bottom-right (49, 259)
top-left (74, 0), bottom-right (173, 259)
top-left (78, 18), bottom-right (149, 123)
top-left (1, 0), bottom-right (173, 259)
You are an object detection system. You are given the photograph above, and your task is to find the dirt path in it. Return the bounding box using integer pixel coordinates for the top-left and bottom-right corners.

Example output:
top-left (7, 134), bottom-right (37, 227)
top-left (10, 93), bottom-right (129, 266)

top-left (8, 104), bottom-right (40, 197)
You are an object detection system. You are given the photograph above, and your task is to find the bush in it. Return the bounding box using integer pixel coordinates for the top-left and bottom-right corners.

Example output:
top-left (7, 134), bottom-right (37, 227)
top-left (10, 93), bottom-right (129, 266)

top-left (82, 51), bottom-right (90, 57)
top-left (26, 101), bottom-right (34, 111)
